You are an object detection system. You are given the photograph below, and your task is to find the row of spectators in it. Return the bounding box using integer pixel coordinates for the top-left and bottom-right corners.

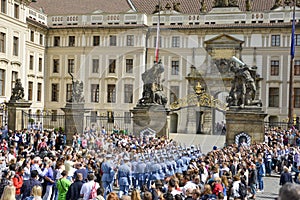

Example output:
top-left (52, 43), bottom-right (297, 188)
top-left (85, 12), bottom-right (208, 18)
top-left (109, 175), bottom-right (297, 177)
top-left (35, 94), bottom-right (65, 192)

top-left (0, 126), bottom-right (298, 200)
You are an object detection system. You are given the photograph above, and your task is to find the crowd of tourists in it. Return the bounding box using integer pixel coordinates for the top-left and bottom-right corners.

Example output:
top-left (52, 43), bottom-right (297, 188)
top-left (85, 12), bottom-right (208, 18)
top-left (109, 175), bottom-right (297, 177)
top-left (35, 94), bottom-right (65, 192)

top-left (0, 125), bottom-right (299, 200)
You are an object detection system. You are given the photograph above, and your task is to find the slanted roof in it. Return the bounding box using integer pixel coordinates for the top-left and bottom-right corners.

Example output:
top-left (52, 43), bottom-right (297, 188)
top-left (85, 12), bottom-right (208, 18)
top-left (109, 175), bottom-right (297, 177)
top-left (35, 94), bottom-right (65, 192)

top-left (131, 0), bottom-right (276, 15)
top-left (30, 0), bottom-right (133, 15)
top-left (30, 0), bottom-right (278, 16)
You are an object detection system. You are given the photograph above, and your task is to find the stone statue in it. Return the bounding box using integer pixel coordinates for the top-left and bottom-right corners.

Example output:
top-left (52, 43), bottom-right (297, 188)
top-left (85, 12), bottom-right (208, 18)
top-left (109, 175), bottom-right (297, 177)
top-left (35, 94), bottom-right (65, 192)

top-left (200, 0), bottom-right (207, 13)
top-left (227, 58), bottom-right (257, 108)
top-left (138, 60), bottom-right (167, 106)
top-left (69, 72), bottom-right (85, 103)
top-left (173, 2), bottom-right (181, 12)
top-left (10, 78), bottom-right (24, 101)
top-left (228, 0), bottom-right (238, 7)
top-left (214, 0), bottom-right (238, 7)
top-left (153, 4), bottom-right (162, 14)
top-left (246, 0), bottom-right (252, 11)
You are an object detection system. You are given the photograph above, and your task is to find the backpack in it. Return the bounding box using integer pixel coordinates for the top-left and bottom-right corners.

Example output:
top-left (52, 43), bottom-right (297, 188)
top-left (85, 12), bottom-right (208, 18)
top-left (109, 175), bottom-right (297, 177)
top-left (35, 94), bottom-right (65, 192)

top-left (238, 182), bottom-right (247, 199)
top-left (89, 182), bottom-right (97, 199)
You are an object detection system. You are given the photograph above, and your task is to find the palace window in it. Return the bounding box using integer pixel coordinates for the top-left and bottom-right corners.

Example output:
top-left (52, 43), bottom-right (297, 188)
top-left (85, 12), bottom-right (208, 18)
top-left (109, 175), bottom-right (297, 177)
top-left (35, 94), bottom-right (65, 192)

top-left (295, 60), bottom-right (300, 76)
top-left (172, 36), bottom-right (180, 47)
top-left (271, 35), bottom-right (280, 46)
top-left (91, 84), bottom-right (99, 103)
top-left (126, 35), bottom-right (134, 46)
top-left (124, 84), bottom-right (133, 103)
top-left (38, 58), bottom-right (43, 72)
top-left (29, 55), bottom-right (34, 70)
top-left (37, 83), bottom-right (42, 102)
top-left (67, 59), bottom-right (74, 73)
top-left (270, 60), bottom-right (279, 76)
top-left (66, 84), bottom-right (72, 102)
top-left (28, 81), bottom-right (33, 101)
top-left (109, 59), bottom-right (116, 73)
top-left (69, 36), bottom-right (75, 47)
top-left (13, 36), bottom-right (19, 56)
top-left (269, 87), bottom-right (279, 107)
top-left (107, 84), bottom-right (116, 103)
top-left (0, 69), bottom-right (4, 96)
top-left (39, 34), bottom-right (43, 45)
top-left (171, 61), bottom-right (179, 75)
top-left (1, 0), bottom-right (6, 14)
top-left (294, 88), bottom-right (300, 108)
top-left (126, 59), bottom-right (133, 73)
top-left (54, 36), bottom-right (60, 46)
top-left (92, 59), bottom-right (99, 73)
top-left (30, 30), bottom-right (34, 42)
top-left (109, 35), bottom-right (117, 46)
top-left (93, 36), bottom-right (100, 46)
top-left (53, 59), bottom-right (59, 73)
top-left (14, 3), bottom-right (19, 19)
top-left (296, 34), bottom-right (300, 46)
top-left (51, 83), bottom-right (59, 102)
top-left (0, 32), bottom-right (5, 53)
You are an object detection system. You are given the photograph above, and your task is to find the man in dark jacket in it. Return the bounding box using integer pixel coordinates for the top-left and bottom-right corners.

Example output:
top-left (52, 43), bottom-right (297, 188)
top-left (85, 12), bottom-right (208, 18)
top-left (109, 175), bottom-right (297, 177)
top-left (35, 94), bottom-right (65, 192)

top-left (66, 173), bottom-right (84, 200)
top-left (280, 166), bottom-right (293, 185)
top-left (248, 163), bottom-right (257, 199)
top-left (21, 170), bottom-right (41, 200)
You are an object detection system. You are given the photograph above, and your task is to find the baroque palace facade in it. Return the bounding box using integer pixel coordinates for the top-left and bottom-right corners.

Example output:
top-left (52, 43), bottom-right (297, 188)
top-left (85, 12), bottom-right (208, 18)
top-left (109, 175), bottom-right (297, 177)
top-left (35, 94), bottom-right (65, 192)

top-left (0, 0), bottom-right (299, 134)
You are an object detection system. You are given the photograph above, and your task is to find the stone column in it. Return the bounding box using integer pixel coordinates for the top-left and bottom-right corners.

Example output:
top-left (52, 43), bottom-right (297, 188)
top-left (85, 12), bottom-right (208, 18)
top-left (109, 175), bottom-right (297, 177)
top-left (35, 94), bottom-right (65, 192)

top-left (225, 106), bottom-right (267, 145)
top-left (131, 105), bottom-right (169, 137)
top-left (61, 103), bottom-right (85, 144)
top-left (186, 84), bottom-right (197, 134)
top-left (6, 101), bottom-right (32, 131)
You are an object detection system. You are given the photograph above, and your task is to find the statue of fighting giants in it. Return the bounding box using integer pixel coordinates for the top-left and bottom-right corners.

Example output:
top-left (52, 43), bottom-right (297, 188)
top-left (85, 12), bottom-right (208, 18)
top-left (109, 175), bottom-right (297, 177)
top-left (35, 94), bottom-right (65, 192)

top-left (138, 60), bottom-right (167, 106)
top-left (227, 56), bottom-right (261, 108)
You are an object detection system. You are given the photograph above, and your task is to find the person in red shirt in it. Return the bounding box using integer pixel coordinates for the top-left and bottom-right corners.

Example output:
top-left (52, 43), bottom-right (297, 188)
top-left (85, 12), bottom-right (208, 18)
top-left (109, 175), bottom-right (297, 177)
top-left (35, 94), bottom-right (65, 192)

top-left (212, 177), bottom-right (224, 196)
top-left (12, 166), bottom-right (24, 200)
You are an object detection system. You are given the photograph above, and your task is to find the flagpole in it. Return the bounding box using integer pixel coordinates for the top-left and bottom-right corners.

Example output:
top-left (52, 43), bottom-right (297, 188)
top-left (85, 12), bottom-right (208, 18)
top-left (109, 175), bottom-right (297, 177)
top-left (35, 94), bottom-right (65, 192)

top-left (155, 0), bottom-right (160, 62)
top-left (288, 1), bottom-right (296, 127)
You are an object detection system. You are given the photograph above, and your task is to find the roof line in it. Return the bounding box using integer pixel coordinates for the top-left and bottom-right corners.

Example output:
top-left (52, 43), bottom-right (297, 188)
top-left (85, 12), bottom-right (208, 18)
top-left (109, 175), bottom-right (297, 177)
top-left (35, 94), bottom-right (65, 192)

top-left (127, 0), bottom-right (137, 12)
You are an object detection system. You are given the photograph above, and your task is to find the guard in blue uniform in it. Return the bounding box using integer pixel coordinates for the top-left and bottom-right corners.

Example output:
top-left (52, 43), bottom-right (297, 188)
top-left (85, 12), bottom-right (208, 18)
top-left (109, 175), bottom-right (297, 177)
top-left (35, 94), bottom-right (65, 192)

top-left (136, 156), bottom-right (146, 190)
top-left (176, 153), bottom-right (184, 174)
top-left (117, 157), bottom-right (131, 198)
top-left (101, 154), bottom-right (115, 198)
top-left (131, 155), bottom-right (138, 189)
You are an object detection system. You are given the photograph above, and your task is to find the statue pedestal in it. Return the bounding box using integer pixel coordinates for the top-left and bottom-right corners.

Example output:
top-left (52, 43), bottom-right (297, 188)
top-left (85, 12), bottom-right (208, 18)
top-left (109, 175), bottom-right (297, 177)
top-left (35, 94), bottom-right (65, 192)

top-left (131, 105), bottom-right (169, 137)
top-left (7, 100), bottom-right (32, 131)
top-left (225, 106), bottom-right (267, 145)
top-left (62, 103), bottom-right (85, 144)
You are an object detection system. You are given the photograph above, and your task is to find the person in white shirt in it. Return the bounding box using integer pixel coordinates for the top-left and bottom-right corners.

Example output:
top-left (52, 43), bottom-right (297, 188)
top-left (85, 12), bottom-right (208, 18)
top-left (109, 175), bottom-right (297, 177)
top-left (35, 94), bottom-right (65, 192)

top-left (80, 173), bottom-right (100, 200)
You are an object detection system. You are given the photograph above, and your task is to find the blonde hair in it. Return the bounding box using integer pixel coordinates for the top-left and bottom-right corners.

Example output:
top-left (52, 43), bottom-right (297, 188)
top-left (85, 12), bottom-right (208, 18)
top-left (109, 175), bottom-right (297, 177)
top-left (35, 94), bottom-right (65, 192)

top-left (31, 185), bottom-right (42, 197)
top-left (0, 185), bottom-right (16, 200)
top-left (131, 189), bottom-right (141, 200)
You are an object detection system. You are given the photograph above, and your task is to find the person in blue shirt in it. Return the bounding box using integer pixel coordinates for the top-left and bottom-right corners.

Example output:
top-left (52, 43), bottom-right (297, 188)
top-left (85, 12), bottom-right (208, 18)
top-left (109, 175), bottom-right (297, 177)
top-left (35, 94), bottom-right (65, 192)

top-left (117, 157), bottom-right (131, 198)
top-left (256, 157), bottom-right (266, 192)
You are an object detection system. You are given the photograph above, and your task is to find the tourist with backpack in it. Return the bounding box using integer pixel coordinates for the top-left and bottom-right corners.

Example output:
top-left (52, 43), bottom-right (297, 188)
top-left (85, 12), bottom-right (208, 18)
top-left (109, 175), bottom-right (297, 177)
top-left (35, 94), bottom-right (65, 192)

top-left (231, 175), bottom-right (247, 200)
top-left (80, 173), bottom-right (100, 200)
